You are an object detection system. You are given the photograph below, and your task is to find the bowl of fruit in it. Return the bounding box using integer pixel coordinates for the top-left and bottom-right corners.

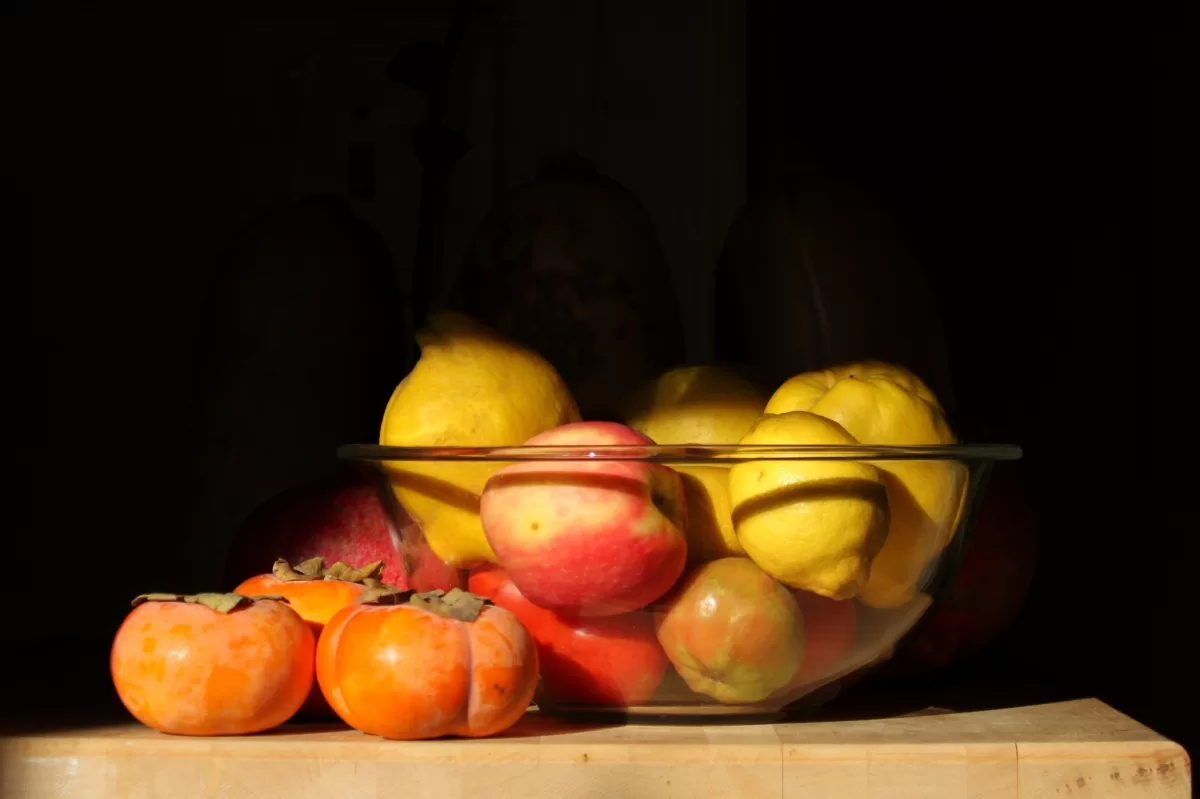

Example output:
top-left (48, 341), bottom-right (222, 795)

top-left (339, 312), bottom-right (1021, 722)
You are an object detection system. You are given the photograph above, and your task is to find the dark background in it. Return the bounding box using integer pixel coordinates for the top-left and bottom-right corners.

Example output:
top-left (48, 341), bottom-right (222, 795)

top-left (9, 2), bottom-right (1181, 755)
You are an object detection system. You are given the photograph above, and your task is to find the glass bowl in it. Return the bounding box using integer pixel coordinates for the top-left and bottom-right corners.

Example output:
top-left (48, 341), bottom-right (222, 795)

top-left (339, 442), bottom-right (1021, 723)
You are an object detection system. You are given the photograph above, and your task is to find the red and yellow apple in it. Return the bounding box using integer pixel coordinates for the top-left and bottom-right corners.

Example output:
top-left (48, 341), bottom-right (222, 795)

top-left (654, 557), bottom-right (805, 704)
top-left (479, 422), bottom-right (687, 616)
top-left (469, 565), bottom-right (668, 706)
top-left (781, 590), bottom-right (857, 693)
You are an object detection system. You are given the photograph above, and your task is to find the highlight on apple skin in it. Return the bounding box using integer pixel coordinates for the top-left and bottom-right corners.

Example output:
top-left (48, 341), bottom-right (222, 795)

top-left (479, 421), bottom-right (689, 617)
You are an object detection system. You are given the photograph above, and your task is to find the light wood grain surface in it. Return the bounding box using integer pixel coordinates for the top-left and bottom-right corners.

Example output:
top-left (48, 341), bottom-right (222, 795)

top-left (0, 699), bottom-right (1189, 799)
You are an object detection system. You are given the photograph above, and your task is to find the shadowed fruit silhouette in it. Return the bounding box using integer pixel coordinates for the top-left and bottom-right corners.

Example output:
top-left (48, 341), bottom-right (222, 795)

top-left (888, 463), bottom-right (1038, 676)
top-left (451, 154), bottom-right (686, 421)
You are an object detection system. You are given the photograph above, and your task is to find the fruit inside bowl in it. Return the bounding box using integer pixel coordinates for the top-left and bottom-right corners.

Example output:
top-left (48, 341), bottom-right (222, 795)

top-left (341, 437), bottom-right (1017, 720)
top-left (333, 313), bottom-right (1021, 722)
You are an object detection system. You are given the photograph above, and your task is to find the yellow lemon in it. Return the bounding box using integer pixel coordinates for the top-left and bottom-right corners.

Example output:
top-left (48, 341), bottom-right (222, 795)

top-left (676, 466), bottom-right (743, 563)
top-left (625, 364), bottom-right (768, 446)
top-left (379, 312), bottom-right (580, 567)
top-left (624, 365), bottom-right (768, 562)
top-left (729, 412), bottom-right (889, 599)
top-left (766, 362), bottom-right (965, 608)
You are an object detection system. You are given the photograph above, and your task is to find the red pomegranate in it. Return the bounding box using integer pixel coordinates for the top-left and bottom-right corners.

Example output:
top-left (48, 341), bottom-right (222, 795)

top-left (223, 472), bottom-right (463, 594)
top-left (889, 463), bottom-right (1039, 676)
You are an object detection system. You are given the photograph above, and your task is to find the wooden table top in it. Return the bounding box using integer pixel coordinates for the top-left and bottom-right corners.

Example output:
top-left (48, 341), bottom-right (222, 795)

top-left (0, 698), bottom-right (1190, 798)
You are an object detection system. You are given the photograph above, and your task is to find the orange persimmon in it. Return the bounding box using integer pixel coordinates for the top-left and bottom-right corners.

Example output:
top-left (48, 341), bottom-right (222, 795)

top-left (317, 587), bottom-right (538, 739)
top-left (235, 557), bottom-right (384, 716)
top-left (111, 593), bottom-right (314, 736)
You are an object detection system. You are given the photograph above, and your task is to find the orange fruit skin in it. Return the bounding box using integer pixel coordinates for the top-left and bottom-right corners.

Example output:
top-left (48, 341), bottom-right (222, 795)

top-left (110, 599), bottom-right (314, 736)
top-left (235, 575), bottom-right (369, 717)
top-left (317, 602), bottom-right (539, 739)
top-left (236, 575), bottom-right (368, 626)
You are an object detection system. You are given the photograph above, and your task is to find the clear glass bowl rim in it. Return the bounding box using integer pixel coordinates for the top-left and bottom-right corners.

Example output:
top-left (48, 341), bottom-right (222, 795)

top-left (339, 442), bottom-right (1022, 464)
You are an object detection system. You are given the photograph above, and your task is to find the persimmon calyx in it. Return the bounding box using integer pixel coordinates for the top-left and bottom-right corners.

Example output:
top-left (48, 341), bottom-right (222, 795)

top-left (130, 593), bottom-right (289, 614)
top-left (359, 587), bottom-right (492, 622)
top-left (271, 557), bottom-right (386, 586)
top-left (358, 586), bottom-right (411, 605)
top-left (273, 557), bottom-right (326, 580)
top-left (326, 560), bottom-right (386, 585)
top-left (412, 588), bottom-right (491, 621)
